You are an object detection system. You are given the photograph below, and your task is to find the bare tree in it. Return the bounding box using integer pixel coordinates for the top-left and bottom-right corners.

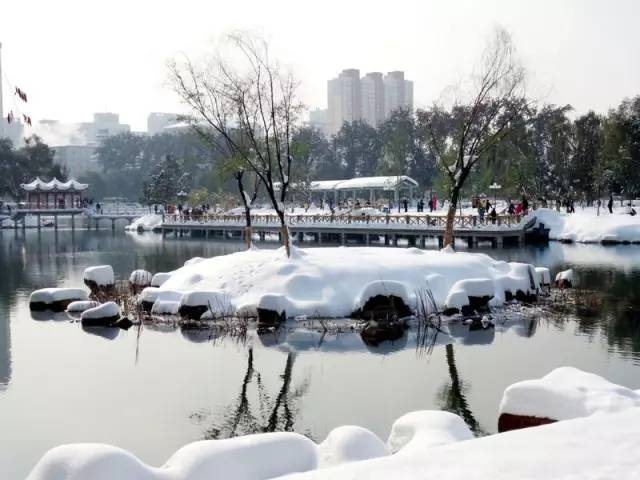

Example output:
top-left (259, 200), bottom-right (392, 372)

top-left (420, 28), bottom-right (530, 247)
top-left (170, 33), bottom-right (303, 256)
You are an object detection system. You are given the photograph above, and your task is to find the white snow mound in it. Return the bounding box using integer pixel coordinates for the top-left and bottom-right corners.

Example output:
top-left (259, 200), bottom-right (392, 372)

top-left (83, 265), bottom-right (114, 287)
top-left (129, 270), bottom-right (153, 286)
top-left (66, 301), bottom-right (100, 313)
top-left (387, 410), bottom-right (473, 454)
top-left (528, 208), bottom-right (640, 243)
top-left (158, 248), bottom-right (542, 318)
top-left (317, 426), bottom-right (389, 468)
top-left (30, 288), bottom-right (89, 305)
top-left (499, 366), bottom-right (640, 421)
top-left (81, 302), bottom-right (120, 320)
top-left (151, 272), bottom-right (172, 287)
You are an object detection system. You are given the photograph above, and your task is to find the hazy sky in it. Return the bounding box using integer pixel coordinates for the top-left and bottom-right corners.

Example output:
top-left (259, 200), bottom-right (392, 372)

top-left (1, 0), bottom-right (639, 132)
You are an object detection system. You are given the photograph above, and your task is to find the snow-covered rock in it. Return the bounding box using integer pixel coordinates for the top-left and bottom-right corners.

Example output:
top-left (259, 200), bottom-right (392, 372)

top-left (81, 302), bottom-right (120, 327)
top-left (555, 268), bottom-right (574, 288)
top-left (535, 267), bottom-right (551, 287)
top-left (125, 214), bottom-right (162, 232)
top-left (83, 265), bottom-right (115, 288)
top-left (179, 290), bottom-right (230, 319)
top-left (151, 272), bottom-right (172, 288)
top-left (151, 290), bottom-right (184, 315)
top-left (444, 278), bottom-right (494, 313)
top-left (66, 300), bottom-right (100, 313)
top-left (317, 426), bottom-right (389, 468)
top-left (138, 287), bottom-right (160, 311)
top-left (157, 248), bottom-right (542, 319)
top-left (29, 288), bottom-right (89, 311)
top-left (129, 270), bottom-right (153, 287)
top-left (499, 367), bottom-right (640, 423)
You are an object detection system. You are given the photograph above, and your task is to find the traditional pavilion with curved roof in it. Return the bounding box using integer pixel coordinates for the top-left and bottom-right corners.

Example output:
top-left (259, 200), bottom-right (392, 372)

top-left (20, 177), bottom-right (88, 209)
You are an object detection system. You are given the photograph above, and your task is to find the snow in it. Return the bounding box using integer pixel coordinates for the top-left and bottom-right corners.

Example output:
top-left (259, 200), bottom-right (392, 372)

top-left (28, 402), bottom-right (640, 479)
top-left (354, 281), bottom-right (411, 311)
top-left (157, 247), bottom-right (543, 318)
top-left (535, 267), bottom-right (551, 286)
top-left (125, 214), bottom-right (162, 232)
top-left (387, 411), bottom-right (473, 454)
top-left (150, 290), bottom-right (184, 315)
top-left (20, 177), bottom-right (88, 192)
top-left (499, 367), bottom-right (640, 421)
top-left (444, 278), bottom-right (494, 309)
top-left (317, 426), bottom-right (388, 468)
top-left (151, 273), bottom-right (172, 287)
top-left (83, 265), bottom-right (114, 287)
top-left (129, 269), bottom-right (153, 286)
top-left (66, 301), bottom-right (100, 313)
top-left (81, 302), bottom-right (120, 321)
top-left (529, 207), bottom-right (640, 243)
top-left (555, 268), bottom-right (574, 284)
top-left (27, 433), bottom-right (318, 480)
top-left (139, 287), bottom-right (160, 304)
top-left (30, 288), bottom-right (89, 305)
top-left (184, 257), bottom-right (205, 267)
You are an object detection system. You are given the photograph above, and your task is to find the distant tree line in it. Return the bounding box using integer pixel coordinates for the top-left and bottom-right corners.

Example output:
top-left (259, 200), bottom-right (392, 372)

top-left (0, 136), bottom-right (67, 201)
top-left (81, 130), bottom-right (229, 202)
top-left (300, 96), bottom-right (640, 206)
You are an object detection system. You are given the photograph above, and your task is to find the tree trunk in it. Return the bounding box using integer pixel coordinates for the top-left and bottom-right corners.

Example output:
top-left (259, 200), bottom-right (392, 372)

top-left (276, 208), bottom-right (291, 257)
top-left (443, 186), bottom-right (460, 248)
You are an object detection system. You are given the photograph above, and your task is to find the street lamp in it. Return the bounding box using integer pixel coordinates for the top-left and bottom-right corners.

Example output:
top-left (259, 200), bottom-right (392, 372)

top-left (489, 182), bottom-right (501, 205)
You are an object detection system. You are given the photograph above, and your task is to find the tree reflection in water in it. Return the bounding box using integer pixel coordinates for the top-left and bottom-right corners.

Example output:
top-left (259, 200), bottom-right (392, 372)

top-left (201, 342), bottom-right (309, 440)
top-left (438, 343), bottom-right (487, 436)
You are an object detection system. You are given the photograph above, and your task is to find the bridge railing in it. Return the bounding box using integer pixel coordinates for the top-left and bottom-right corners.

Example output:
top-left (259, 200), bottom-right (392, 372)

top-left (163, 212), bottom-right (525, 230)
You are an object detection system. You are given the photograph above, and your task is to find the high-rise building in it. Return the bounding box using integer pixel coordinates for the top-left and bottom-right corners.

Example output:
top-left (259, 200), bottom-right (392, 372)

top-left (324, 69), bottom-right (414, 135)
top-left (361, 72), bottom-right (385, 127)
top-left (384, 71), bottom-right (414, 118)
top-left (327, 69), bottom-right (361, 135)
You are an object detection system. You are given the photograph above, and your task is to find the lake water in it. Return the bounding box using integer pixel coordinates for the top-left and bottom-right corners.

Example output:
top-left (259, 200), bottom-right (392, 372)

top-left (1, 229), bottom-right (639, 479)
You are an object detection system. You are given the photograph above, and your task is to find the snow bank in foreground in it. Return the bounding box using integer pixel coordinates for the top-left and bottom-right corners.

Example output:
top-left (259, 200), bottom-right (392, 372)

top-left (499, 366), bottom-right (640, 421)
top-left (27, 401), bottom-right (640, 479)
top-left (529, 208), bottom-right (640, 243)
top-left (285, 407), bottom-right (640, 480)
top-left (125, 214), bottom-right (162, 232)
top-left (26, 411), bottom-right (466, 480)
top-left (156, 247), bottom-right (540, 318)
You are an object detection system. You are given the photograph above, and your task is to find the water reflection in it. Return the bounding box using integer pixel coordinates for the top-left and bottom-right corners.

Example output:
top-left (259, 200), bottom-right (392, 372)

top-left (438, 344), bottom-right (485, 435)
top-left (202, 349), bottom-right (309, 439)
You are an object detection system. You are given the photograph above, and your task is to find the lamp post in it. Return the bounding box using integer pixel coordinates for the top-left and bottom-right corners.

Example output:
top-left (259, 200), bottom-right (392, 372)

top-left (489, 182), bottom-right (501, 206)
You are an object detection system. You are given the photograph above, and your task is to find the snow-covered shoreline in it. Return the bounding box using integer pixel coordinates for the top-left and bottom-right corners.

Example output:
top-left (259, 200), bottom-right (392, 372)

top-left (530, 207), bottom-right (640, 244)
top-left (26, 368), bottom-right (640, 480)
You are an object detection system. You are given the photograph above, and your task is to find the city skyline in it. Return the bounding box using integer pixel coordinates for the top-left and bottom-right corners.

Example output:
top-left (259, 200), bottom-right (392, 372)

top-left (0, 0), bottom-right (638, 133)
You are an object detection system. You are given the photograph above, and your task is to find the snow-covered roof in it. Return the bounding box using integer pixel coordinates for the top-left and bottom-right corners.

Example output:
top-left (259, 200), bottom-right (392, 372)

top-left (20, 177), bottom-right (89, 192)
top-left (274, 176), bottom-right (419, 192)
top-left (333, 176), bottom-right (418, 191)
top-left (309, 180), bottom-right (345, 191)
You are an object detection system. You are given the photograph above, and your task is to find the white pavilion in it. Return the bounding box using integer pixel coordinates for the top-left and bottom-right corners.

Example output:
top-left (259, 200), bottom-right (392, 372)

top-left (20, 177), bottom-right (89, 210)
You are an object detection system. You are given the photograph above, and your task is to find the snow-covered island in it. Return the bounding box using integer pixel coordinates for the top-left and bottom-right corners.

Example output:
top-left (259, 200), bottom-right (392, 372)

top-left (145, 246), bottom-right (545, 321)
top-left (26, 367), bottom-right (640, 479)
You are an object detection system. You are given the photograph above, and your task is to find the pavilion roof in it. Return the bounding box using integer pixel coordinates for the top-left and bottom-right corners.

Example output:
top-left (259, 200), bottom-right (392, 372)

top-left (20, 177), bottom-right (89, 192)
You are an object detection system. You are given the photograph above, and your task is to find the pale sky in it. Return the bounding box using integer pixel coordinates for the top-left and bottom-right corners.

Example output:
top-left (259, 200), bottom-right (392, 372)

top-left (1, 0), bottom-right (639, 132)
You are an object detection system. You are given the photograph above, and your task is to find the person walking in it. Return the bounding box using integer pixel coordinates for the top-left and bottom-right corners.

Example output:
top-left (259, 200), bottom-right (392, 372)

top-left (403, 198), bottom-right (408, 213)
top-left (608, 194), bottom-right (614, 214)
